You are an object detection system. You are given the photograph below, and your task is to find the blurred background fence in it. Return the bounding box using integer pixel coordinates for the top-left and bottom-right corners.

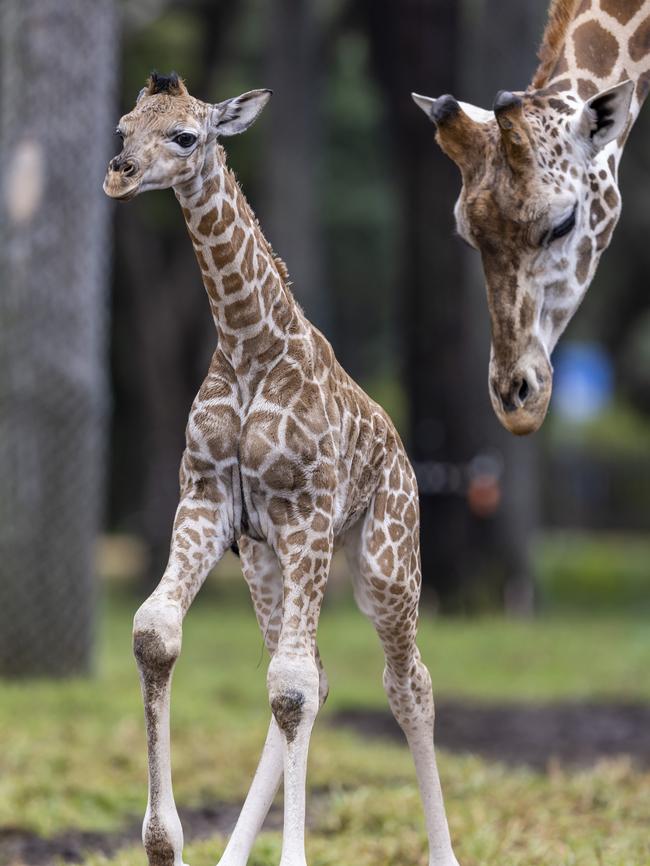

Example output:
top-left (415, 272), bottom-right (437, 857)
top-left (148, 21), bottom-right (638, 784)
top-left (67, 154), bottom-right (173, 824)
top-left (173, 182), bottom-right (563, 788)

top-left (0, 0), bottom-right (648, 677)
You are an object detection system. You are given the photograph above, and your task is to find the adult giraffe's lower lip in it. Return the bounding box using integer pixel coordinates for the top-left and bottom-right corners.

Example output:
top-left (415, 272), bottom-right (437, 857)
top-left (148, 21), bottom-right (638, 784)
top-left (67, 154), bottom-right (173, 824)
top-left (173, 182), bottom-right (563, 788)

top-left (499, 412), bottom-right (543, 436)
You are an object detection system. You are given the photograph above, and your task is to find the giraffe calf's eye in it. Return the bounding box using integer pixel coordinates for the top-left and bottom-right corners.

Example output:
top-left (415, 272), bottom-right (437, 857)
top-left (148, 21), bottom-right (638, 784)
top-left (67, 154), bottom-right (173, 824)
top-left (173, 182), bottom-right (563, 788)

top-left (173, 132), bottom-right (198, 148)
top-left (548, 208), bottom-right (576, 243)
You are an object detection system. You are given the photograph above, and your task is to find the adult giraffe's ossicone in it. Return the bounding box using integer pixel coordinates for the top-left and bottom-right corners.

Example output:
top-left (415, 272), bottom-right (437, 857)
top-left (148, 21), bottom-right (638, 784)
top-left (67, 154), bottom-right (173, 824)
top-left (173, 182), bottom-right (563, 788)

top-left (414, 0), bottom-right (650, 435)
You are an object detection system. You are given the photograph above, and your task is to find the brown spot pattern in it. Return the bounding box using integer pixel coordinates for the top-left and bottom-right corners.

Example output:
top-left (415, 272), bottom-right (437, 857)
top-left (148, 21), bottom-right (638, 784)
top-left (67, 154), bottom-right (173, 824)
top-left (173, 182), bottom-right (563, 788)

top-left (573, 20), bottom-right (619, 78)
top-left (601, 0), bottom-right (644, 24)
top-left (629, 15), bottom-right (650, 62)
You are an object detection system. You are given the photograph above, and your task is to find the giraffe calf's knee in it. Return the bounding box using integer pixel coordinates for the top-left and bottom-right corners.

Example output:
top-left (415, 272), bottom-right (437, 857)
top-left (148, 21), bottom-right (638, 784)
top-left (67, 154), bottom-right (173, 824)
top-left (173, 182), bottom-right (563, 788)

top-left (271, 689), bottom-right (305, 742)
top-left (133, 601), bottom-right (182, 676)
top-left (268, 653), bottom-right (320, 741)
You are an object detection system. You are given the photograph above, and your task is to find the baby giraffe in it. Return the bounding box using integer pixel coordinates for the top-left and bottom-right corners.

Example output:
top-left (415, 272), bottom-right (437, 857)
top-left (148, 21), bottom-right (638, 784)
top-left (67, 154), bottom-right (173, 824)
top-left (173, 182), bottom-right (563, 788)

top-left (104, 73), bottom-right (459, 866)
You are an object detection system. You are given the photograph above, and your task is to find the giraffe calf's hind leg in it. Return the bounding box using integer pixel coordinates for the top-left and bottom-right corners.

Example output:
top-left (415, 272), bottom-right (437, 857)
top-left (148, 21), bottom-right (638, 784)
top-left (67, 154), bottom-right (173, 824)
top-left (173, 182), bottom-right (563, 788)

top-left (345, 463), bottom-right (460, 866)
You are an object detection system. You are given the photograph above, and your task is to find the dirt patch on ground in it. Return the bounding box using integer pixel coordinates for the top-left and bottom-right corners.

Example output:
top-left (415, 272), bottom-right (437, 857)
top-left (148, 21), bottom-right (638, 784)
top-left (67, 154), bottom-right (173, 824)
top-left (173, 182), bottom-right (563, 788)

top-left (332, 700), bottom-right (650, 771)
top-left (0, 802), bottom-right (282, 866)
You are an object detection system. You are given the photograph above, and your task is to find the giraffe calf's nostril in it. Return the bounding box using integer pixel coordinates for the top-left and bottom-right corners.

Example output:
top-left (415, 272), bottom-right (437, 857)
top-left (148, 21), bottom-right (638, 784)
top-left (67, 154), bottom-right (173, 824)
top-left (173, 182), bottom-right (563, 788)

top-left (122, 160), bottom-right (136, 177)
top-left (518, 378), bottom-right (529, 403)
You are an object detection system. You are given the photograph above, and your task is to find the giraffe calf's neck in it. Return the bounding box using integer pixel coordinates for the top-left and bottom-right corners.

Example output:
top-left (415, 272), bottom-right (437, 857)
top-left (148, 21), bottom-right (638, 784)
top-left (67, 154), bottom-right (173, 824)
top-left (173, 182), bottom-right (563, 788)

top-left (177, 145), bottom-right (300, 381)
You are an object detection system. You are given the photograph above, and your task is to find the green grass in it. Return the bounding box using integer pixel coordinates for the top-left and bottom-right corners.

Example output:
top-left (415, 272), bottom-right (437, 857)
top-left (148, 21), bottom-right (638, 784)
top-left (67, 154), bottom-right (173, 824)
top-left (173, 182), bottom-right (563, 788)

top-left (1, 578), bottom-right (650, 864)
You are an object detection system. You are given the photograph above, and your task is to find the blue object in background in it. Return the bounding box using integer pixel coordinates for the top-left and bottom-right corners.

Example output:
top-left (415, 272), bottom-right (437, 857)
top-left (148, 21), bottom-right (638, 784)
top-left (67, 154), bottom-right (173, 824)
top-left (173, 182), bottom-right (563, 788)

top-left (552, 342), bottom-right (614, 422)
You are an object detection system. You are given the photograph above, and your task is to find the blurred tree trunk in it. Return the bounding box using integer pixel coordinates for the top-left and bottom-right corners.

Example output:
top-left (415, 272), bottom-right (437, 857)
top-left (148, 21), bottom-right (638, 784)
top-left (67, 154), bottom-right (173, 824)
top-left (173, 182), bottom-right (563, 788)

top-left (362, 0), bottom-right (473, 609)
top-left (362, 0), bottom-right (541, 611)
top-left (0, 0), bottom-right (116, 674)
top-left (259, 0), bottom-right (328, 332)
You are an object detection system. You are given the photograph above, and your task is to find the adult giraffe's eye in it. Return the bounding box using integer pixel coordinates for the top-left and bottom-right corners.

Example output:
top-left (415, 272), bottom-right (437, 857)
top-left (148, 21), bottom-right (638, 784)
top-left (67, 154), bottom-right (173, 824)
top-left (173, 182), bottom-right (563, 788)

top-left (115, 127), bottom-right (124, 142)
top-left (173, 132), bottom-right (198, 148)
top-left (548, 207), bottom-right (576, 243)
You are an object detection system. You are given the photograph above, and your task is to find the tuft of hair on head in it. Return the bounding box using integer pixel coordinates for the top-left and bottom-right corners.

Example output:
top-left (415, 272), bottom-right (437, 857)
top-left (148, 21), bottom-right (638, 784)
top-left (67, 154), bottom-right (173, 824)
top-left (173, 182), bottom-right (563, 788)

top-left (145, 70), bottom-right (187, 97)
top-left (531, 0), bottom-right (580, 89)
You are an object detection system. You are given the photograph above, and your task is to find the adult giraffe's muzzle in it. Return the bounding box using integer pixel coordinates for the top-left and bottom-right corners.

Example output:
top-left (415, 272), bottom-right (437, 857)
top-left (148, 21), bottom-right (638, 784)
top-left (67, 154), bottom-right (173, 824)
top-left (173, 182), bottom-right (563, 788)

top-left (488, 345), bottom-right (552, 435)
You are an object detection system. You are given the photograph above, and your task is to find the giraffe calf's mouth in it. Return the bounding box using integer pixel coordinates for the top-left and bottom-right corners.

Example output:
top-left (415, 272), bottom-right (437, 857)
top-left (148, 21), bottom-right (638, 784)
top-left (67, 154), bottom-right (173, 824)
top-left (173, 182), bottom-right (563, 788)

top-left (103, 176), bottom-right (141, 201)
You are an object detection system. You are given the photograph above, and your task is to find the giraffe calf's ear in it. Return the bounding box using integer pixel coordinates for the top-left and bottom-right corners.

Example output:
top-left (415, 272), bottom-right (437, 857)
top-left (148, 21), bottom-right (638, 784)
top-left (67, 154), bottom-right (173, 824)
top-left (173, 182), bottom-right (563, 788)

top-left (580, 79), bottom-right (634, 151)
top-left (210, 89), bottom-right (272, 137)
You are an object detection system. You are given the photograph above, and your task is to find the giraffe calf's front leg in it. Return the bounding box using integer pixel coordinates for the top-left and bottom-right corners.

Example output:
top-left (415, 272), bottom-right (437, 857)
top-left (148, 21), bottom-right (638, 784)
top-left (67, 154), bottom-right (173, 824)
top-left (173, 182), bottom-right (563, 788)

top-left (133, 479), bottom-right (234, 866)
top-left (133, 598), bottom-right (186, 866)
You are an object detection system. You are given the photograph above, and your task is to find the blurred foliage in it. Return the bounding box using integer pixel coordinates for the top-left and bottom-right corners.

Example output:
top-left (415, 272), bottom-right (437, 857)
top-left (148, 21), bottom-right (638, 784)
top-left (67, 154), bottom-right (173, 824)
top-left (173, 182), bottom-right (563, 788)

top-left (546, 401), bottom-right (650, 458)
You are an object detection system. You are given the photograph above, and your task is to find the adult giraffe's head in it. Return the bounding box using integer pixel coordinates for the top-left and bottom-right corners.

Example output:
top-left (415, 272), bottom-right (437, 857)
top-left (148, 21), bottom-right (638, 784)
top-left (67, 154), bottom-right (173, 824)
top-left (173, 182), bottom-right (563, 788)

top-left (103, 72), bottom-right (271, 201)
top-left (413, 0), bottom-right (649, 435)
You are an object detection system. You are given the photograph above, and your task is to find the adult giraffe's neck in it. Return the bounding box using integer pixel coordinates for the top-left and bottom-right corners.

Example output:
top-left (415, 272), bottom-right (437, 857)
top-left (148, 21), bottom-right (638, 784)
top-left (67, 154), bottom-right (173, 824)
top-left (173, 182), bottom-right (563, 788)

top-left (544, 0), bottom-right (650, 121)
top-left (174, 143), bottom-right (300, 375)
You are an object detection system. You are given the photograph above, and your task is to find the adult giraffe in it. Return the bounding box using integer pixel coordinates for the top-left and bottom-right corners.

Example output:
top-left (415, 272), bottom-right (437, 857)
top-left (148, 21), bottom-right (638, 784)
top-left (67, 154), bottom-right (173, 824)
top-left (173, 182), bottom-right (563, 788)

top-left (413, 0), bottom-right (650, 434)
top-left (104, 74), bottom-right (459, 866)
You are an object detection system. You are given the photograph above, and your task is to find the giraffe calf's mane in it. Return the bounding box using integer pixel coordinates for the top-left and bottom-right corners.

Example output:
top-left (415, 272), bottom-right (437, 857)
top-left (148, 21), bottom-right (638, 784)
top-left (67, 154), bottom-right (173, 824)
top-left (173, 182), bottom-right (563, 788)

top-left (217, 145), bottom-right (293, 288)
top-left (532, 0), bottom-right (580, 89)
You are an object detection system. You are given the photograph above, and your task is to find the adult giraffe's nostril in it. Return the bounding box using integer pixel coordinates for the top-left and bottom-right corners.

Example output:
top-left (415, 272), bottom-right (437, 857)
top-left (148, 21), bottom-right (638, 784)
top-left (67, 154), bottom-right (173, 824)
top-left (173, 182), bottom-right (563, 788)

top-left (498, 376), bottom-right (531, 414)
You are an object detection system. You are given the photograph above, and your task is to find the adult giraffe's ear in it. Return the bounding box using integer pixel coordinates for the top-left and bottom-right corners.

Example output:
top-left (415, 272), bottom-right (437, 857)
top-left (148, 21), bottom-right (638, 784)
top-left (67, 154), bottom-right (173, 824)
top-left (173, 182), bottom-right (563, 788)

top-left (579, 79), bottom-right (634, 151)
top-left (210, 89), bottom-right (273, 137)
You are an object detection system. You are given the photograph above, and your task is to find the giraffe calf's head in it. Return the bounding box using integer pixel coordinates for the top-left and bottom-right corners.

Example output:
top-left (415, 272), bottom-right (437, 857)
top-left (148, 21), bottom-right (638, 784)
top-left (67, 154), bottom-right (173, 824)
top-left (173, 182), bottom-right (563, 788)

top-left (413, 79), bottom-right (634, 435)
top-left (103, 72), bottom-right (271, 201)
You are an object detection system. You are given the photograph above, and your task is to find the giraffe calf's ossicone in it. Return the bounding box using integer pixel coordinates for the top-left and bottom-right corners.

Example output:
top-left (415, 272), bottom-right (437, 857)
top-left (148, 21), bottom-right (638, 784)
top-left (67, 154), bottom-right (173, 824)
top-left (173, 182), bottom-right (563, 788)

top-left (413, 0), bottom-right (649, 435)
top-left (104, 72), bottom-right (460, 866)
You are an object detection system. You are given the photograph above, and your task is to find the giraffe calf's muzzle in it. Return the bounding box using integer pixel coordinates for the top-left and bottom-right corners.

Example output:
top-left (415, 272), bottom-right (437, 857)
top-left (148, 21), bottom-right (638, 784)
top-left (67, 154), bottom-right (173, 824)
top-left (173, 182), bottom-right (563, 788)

top-left (103, 156), bottom-right (141, 201)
